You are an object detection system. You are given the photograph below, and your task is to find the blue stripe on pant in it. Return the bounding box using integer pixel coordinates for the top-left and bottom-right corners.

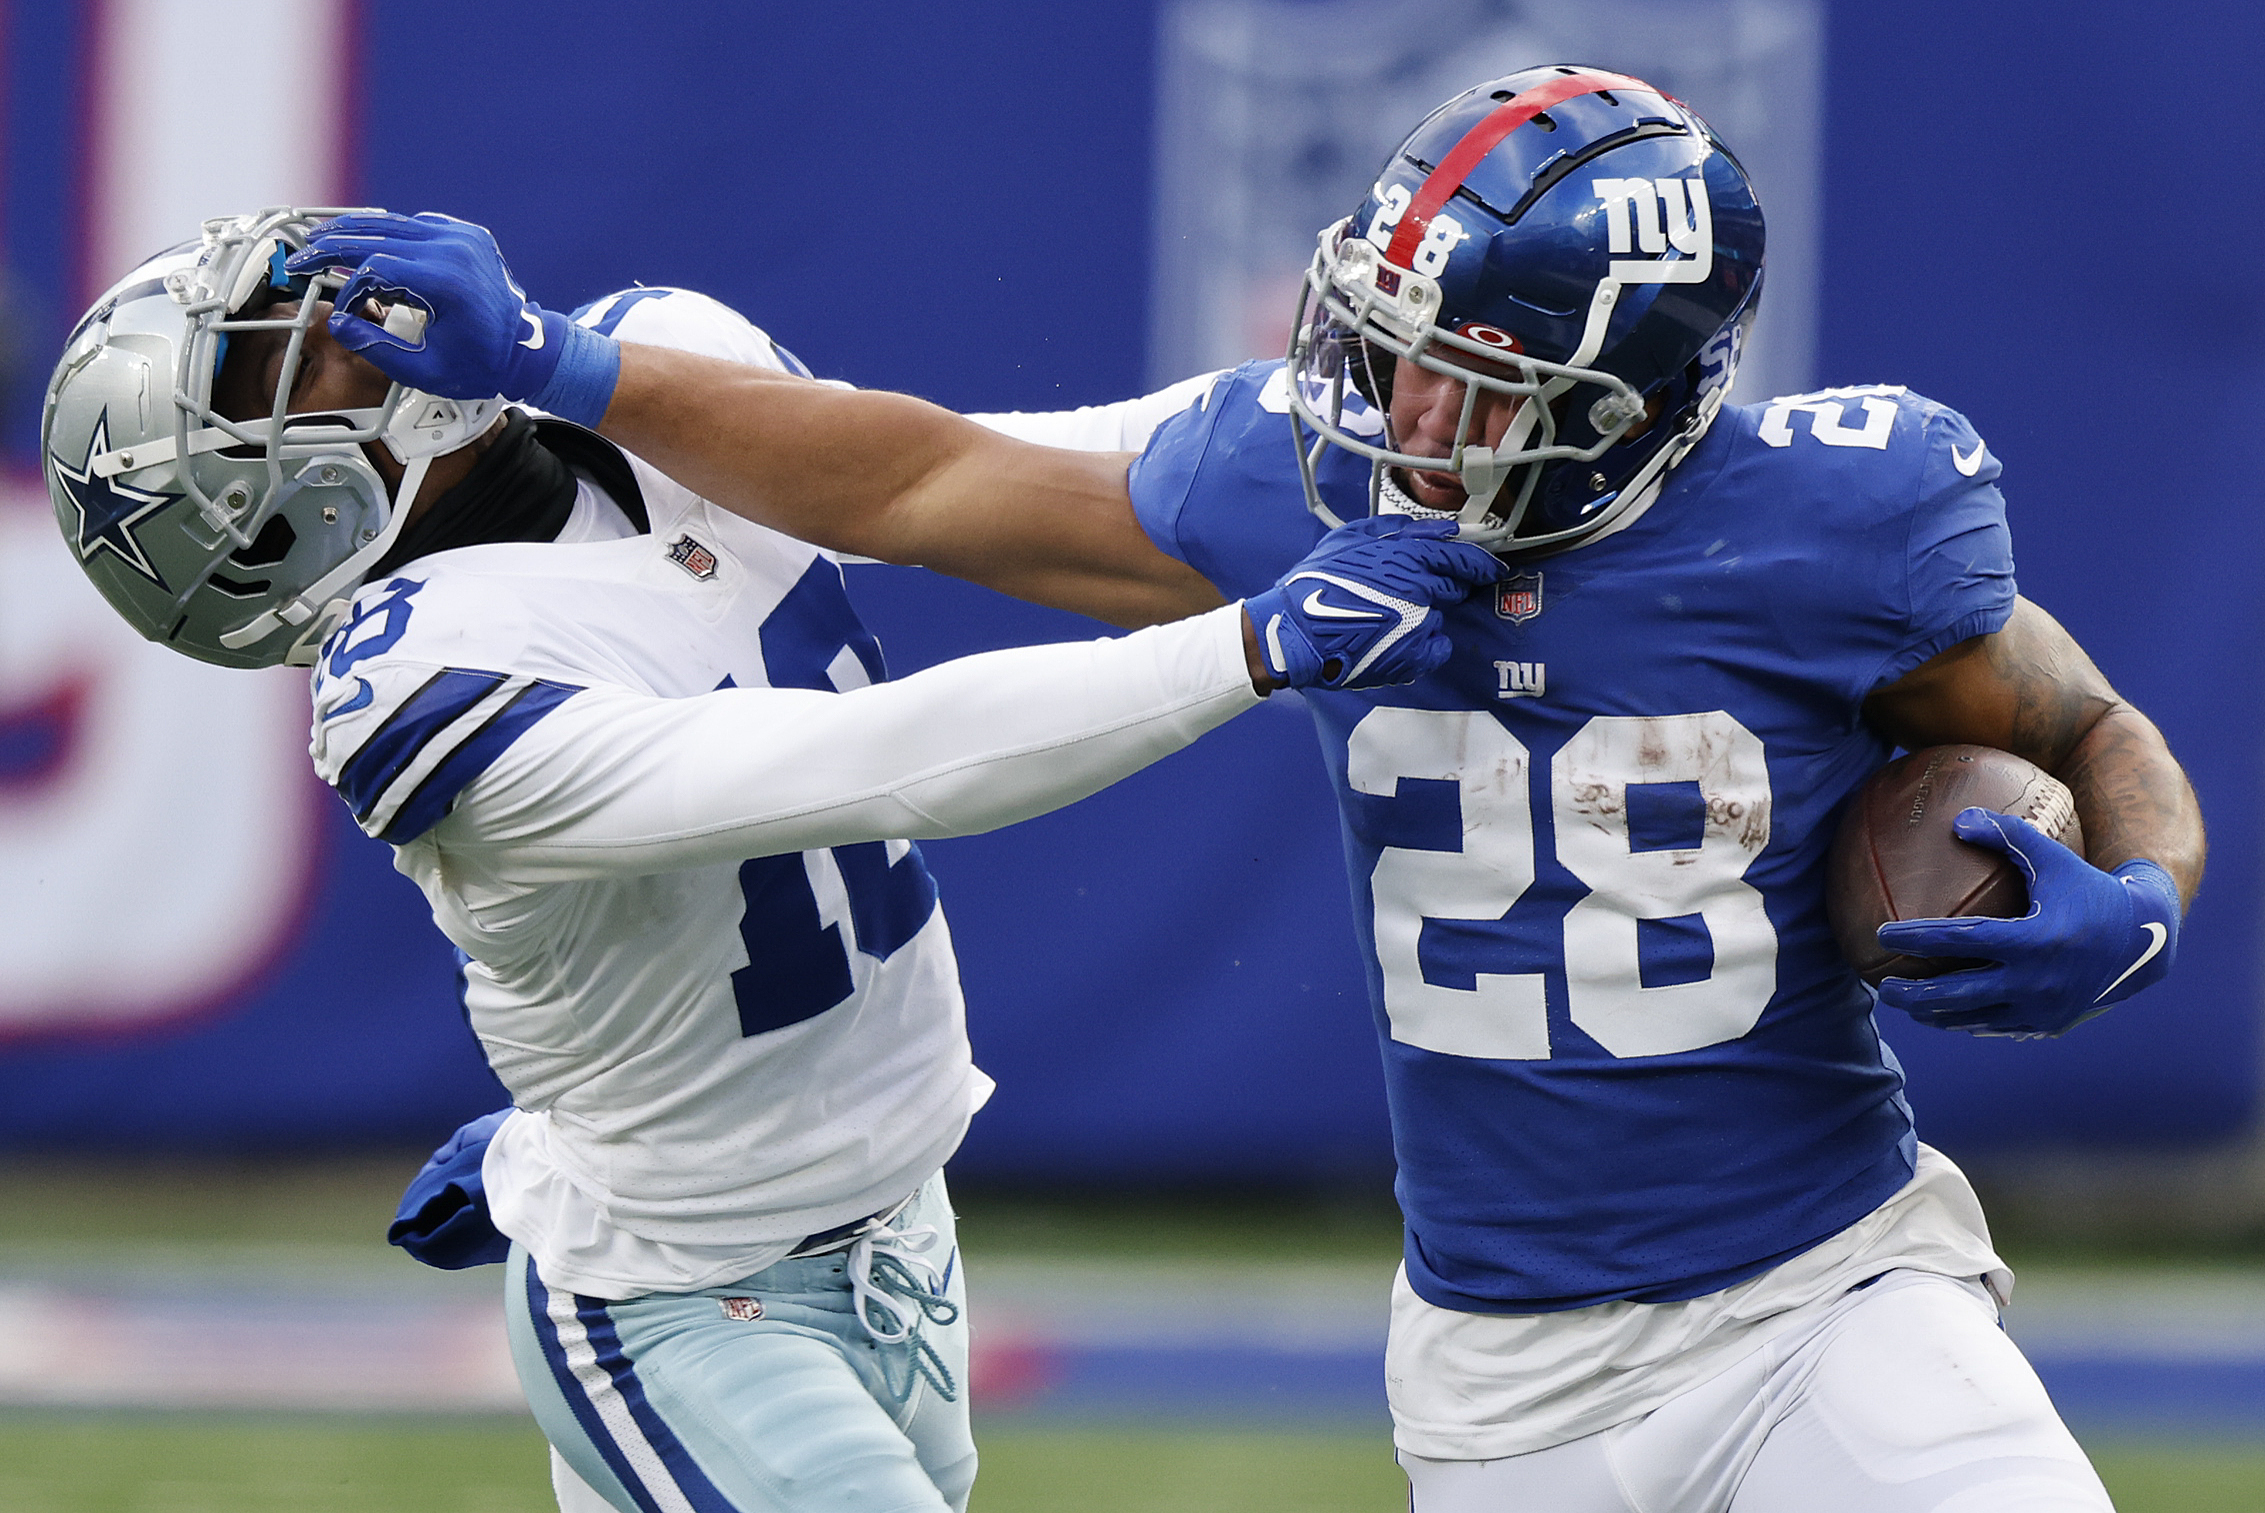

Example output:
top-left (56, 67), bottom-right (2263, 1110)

top-left (505, 1173), bottom-right (975, 1513)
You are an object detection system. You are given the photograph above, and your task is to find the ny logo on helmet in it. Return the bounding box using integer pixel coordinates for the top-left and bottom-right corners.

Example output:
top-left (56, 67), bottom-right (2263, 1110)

top-left (1591, 178), bottom-right (1713, 285)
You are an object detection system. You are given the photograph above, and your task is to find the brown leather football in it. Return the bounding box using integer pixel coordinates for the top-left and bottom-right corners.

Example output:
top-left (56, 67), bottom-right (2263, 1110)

top-left (1826, 745), bottom-right (2085, 985)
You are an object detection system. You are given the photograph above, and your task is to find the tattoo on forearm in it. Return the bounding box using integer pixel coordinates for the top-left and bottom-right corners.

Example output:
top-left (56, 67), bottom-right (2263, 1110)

top-left (1983, 621), bottom-right (2116, 770)
top-left (1863, 597), bottom-right (2203, 901)
top-left (2056, 708), bottom-right (2205, 902)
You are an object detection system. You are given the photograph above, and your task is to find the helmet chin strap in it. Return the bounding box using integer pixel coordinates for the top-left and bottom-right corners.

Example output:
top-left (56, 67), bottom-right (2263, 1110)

top-left (1376, 467), bottom-right (1460, 521)
top-left (215, 450), bottom-right (437, 658)
top-left (1456, 277), bottom-right (1625, 536)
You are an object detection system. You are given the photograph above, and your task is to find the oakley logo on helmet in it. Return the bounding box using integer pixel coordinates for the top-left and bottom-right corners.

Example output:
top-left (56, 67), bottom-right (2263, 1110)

top-left (1592, 177), bottom-right (1714, 285)
top-left (1460, 324), bottom-right (1523, 352)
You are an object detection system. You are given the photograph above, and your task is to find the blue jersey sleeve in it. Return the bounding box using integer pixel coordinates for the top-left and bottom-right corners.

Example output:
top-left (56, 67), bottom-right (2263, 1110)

top-left (1873, 403), bottom-right (2016, 689)
top-left (1126, 361), bottom-right (1329, 600)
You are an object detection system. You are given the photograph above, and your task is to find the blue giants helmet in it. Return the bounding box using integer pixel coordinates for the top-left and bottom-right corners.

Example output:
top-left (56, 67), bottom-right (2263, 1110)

top-left (1287, 65), bottom-right (1765, 554)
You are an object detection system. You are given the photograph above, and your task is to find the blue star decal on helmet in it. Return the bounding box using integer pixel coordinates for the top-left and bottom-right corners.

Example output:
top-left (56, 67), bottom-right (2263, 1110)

top-left (51, 415), bottom-right (178, 590)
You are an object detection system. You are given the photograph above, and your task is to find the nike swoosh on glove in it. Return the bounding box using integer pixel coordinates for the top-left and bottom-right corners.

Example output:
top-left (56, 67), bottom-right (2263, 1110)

top-left (286, 212), bottom-right (621, 427)
top-left (1872, 806), bottom-right (2182, 1039)
top-left (1242, 516), bottom-right (1505, 691)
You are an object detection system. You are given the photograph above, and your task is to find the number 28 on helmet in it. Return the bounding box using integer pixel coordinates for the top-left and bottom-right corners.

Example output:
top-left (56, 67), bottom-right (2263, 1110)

top-left (1287, 65), bottom-right (1765, 554)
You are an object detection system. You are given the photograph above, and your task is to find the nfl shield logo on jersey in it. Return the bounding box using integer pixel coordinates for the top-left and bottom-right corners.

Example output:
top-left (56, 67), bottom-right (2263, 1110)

top-left (668, 534), bottom-right (720, 580)
top-left (1496, 571), bottom-right (1543, 623)
top-left (719, 1297), bottom-right (764, 1322)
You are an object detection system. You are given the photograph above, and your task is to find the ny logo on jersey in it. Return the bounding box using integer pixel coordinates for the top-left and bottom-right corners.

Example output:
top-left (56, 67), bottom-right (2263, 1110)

top-left (1757, 385), bottom-right (1908, 451)
top-left (1495, 660), bottom-right (1546, 699)
top-left (1495, 571), bottom-right (1543, 624)
top-left (668, 533), bottom-right (719, 580)
top-left (1591, 177), bottom-right (1713, 285)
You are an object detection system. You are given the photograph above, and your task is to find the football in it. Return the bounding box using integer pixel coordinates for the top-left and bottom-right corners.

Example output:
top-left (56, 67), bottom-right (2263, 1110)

top-left (1826, 745), bottom-right (2085, 985)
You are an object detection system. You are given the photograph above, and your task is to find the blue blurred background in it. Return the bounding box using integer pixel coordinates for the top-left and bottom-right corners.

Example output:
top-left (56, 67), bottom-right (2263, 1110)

top-left (2, 0), bottom-right (2260, 1189)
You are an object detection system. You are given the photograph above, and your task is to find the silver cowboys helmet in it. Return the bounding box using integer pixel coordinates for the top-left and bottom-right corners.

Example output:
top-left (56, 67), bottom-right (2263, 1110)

top-left (42, 206), bottom-right (503, 668)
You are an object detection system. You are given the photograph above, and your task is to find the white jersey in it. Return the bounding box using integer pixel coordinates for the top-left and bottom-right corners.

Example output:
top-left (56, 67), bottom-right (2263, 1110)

top-left (306, 290), bottom-right (1251, 1298)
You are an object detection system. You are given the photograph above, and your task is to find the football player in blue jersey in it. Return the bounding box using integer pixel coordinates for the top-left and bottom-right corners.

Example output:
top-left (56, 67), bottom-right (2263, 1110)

top-left (42, 209), bottom-right (1503, 1513)
top-left (295, 63), bottom-right (2203, 1513)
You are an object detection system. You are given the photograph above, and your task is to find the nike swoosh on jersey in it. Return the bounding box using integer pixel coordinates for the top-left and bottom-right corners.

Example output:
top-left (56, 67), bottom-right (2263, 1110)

top-left (2096, 920), bottom-right (2169, 1001)
top-left (1951, 440), bottom-right (1987, 477)
top-left (1300, 588), bottom-right (1384, 621)
top-left (519, 309), bottom-right (545, 350)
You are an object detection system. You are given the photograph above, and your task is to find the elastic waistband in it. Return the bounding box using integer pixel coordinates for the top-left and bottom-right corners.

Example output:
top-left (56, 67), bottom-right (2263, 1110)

top-left (786, 1190), bottom-right (918, 1259)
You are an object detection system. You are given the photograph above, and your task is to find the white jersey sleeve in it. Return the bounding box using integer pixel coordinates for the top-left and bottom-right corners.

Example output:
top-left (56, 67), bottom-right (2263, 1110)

top-left (966, 370), bottom-right (1227, 453)
top-left (306, 568), bottom-right (1259, 877)
top-left (433, 604), bottom-right (1258, 884)
top-left (573, 286), bottom-right (812, 372)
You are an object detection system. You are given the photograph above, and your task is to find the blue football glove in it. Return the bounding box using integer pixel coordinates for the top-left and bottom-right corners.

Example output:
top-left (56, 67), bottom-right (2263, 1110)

top-left (386, 1107), bottom-right (510, 1270)
top-left (1243, 516), bottom-right (1504, 691)
top-left (1873, 807), bottom-right (2181, 1038)
top-left (284, 212), bottom-right (621, 427)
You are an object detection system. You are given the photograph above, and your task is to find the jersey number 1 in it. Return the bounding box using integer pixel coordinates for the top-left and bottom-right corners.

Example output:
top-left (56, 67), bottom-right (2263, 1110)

top-left (731, 842), bottom-right (938, 1038)
top-left (1348, 707), bottom-right (1777, 1061)
top-left (729, 559), bottom-right (938, 1038)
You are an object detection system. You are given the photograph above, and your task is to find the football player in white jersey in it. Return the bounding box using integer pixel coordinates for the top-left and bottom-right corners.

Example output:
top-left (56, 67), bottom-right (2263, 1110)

top-left (297, 66), bottom-right (2208, 1513)
top-left (42, 209), bottom-right (1506, 1513)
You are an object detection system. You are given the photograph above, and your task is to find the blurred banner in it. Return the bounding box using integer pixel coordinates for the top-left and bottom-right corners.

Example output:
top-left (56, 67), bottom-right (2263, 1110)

top-left (1, 0), bottom-right (2259, 1174)
top-left (0, 502), bottom-right (317, 1039)
top-left (1150, 0), bottom-right (1822, 401)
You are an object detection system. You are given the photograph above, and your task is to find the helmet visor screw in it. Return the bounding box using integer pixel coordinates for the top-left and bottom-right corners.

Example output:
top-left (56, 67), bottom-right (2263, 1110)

top-left (322, 506), bottom-right (339, 523)
top-left (1590, 472), bottom-right (1609, 491)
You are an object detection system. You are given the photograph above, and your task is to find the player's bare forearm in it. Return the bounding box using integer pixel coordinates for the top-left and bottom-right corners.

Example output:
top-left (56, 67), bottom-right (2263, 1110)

top-left (1862, 596), bottom-right (2205, 904)
top-left (597, 343), bottom-right (1224, 628)
top-left (2051, 703), bottom-right (2203, 899)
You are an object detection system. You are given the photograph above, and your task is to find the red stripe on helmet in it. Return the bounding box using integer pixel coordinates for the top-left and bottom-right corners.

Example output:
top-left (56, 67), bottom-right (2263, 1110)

top-left (1383, 69), bottom-right (1653, 272)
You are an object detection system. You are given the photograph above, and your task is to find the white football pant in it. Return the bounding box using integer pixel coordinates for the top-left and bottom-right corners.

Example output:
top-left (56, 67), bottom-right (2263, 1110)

top-left (1402, 1270), bottom-right (2112, 1513)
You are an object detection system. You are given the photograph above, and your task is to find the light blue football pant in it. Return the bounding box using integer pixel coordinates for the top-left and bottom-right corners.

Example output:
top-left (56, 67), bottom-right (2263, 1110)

top-left (505, 1173), bottom-right (975, 1513)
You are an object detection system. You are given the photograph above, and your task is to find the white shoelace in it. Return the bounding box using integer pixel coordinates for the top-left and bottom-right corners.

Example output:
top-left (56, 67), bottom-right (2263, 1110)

top-left (846, 1216), bottom-right (961, 1403)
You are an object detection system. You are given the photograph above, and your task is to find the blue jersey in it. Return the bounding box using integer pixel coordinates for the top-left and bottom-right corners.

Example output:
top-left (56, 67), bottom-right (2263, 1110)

top-left (1129, 363), bottom-right (2016, 1314)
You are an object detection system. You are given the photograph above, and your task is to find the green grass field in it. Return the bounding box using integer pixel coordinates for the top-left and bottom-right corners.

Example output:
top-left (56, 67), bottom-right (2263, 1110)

top-left (0, 1415), bottom-right (2259, 1512)
top-left (4, 1160), bottom-right (2264, 1510)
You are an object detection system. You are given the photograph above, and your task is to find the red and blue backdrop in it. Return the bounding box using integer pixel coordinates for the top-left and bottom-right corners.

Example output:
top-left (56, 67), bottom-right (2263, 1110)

top-left (0, 0), bottom-right (2258, 1178)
